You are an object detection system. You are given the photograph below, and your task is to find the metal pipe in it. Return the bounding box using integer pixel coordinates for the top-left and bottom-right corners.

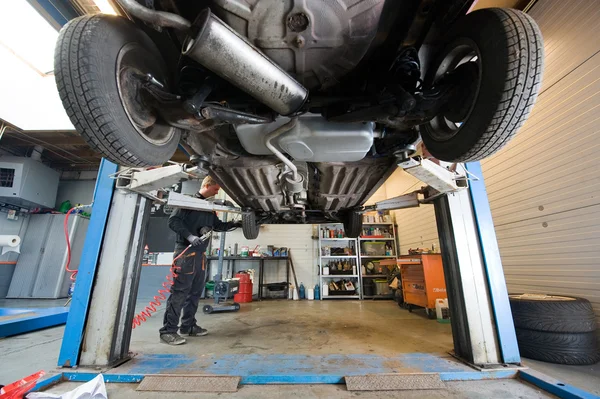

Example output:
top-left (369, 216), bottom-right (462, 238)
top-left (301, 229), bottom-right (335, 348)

top-left (116, 0), bottom-right (191, 31)
top-left (200, 106), bottom-right (273, 124)
top-left (183, 9), bottom-right (308, 116)
top-left (264, 118), bottom-right (300, 182)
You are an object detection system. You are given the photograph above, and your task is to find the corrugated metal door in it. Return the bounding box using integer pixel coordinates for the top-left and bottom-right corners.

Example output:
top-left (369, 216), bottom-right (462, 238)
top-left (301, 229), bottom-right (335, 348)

top-left (481, 0), bottom-right (600, 334)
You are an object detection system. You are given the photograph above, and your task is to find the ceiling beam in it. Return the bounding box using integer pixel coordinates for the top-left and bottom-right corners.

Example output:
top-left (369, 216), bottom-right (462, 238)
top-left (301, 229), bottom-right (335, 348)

top-left (2, 134), bottom-right (88, 146)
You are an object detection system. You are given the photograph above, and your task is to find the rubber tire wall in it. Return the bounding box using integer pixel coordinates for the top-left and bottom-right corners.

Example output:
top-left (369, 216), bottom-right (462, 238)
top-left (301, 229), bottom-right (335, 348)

top-left (242, 211), bottom-right (259, 240)
top-left (54, 15), bottom-right (180, 166)
top-left (343, 210), bottom-right (363, 238)
top-left (516, 329), bottom-right (600, 366)
top-left (510, 296), bottom-right (597, 333)
top-left (509, 295), bottom-right (599, 365)
top-left (421, 8), bottom-right (544, 162)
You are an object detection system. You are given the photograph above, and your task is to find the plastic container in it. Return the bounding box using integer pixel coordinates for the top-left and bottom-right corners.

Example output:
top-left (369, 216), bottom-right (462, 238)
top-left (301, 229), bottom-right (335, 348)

top-left (59, 200), bottom-right (72, 213)
top-left (307, 288), bottom-right (314, 300)
top-left (363, 280), bottom-right (374, 296)
top-left (435, 298), bottom-right (450, 323)
top-left (363, 241), bottom-right (386, 256)
top-left (314, 284), bottom-right (320, 300)
top-left (323, 266), bottom-right (329, 275)
top-left (205, 281), bottom-right (215, 298)
top-left (292, 286), bottom-right (299, 300)
top-left (234, 272), bottom-right (253, 303)
top-left (322, 284), bottom-right (329, 297)
top-left (299, 283), bottom-right (306, 299)
top-left (374, 279), bottom-right (390, 295)
top-left (240, 246), bottom-right (249, 257)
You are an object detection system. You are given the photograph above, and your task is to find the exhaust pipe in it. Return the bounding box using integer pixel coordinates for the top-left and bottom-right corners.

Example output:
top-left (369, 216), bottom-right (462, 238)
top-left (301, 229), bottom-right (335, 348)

top-left (183, 9), bottom-right (308, 116)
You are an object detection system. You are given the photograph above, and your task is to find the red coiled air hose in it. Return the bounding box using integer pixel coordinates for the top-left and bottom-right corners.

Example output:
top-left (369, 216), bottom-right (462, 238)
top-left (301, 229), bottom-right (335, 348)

top-left (131, 245), bottom-right (192, 328)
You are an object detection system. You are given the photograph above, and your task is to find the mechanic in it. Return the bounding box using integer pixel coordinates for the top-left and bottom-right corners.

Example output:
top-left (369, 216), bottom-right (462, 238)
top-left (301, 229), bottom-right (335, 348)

top-left (160, 176), bottom-right (241, 345)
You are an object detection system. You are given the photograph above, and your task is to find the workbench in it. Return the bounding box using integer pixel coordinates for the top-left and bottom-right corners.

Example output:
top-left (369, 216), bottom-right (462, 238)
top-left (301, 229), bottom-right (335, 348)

top-left (206, 256), bottom-right (290, 300)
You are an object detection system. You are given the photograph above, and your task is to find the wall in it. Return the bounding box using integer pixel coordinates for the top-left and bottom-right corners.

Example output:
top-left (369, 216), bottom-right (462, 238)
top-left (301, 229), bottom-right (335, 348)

top-left (367, 169), bottom-right (440, 255)
top-left (0, 214), bottom-right (30, 297)
top-left (55, 179), bottom-right (96, 209)
top-left (208, 224), bottom-right (317, 296)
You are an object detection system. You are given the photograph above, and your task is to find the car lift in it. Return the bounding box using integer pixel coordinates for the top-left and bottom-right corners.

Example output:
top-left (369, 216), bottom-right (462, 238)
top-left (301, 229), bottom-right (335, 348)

top-left (30, 157), bottom-right (588, 397)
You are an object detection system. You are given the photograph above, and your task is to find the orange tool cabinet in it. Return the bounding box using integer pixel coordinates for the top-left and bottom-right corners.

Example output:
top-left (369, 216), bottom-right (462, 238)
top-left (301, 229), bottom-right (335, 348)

top-left (399, 254), bottom-right (447, 316)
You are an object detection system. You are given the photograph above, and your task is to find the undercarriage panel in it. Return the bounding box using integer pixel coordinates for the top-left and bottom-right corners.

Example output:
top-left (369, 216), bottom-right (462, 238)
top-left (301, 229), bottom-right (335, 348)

top-left (209, 155), bottom-right (396, 217)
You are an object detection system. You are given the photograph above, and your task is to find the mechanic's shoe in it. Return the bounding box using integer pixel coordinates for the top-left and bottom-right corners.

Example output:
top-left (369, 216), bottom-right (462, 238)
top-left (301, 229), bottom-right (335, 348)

top-left (160, 333), bottom-right (186, 345)
top-left (180, 325), bottom-right (208, 337)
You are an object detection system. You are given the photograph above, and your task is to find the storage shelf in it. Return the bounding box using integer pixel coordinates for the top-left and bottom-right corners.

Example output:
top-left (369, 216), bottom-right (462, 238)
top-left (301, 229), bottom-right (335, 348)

top-left (359, 237), bottom-right (394, 240)
top-left (320, 238), bottom-right (355, 241)
top-left (321, 255), bottom-right (356, 259)
top-left (361, 255), bottom-right (396, 259)
top-left (321, 275), bottom-right (358, 278)
top-left (322, 295), bottom-right (360, 299)
top-left (362, 223), bottom-right (393, 225)
top-left (361, 275), bottom-right (387, 278)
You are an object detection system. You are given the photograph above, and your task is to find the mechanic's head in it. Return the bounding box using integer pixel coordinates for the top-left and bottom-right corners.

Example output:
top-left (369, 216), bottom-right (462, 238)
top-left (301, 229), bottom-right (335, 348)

top-left (199, 176), bottom-right (220, 198)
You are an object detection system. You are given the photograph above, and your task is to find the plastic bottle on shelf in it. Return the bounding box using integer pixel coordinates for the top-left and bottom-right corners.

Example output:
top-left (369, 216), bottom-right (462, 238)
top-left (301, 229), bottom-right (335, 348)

top-left (322, 283), bottom-right (329, 297)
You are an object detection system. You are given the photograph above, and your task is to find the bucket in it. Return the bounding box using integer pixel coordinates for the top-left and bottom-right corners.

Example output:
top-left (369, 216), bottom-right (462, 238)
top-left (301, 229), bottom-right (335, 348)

top-left (205, 281), bottom-right (215, 298)
top-left (307, 288), bottom-right (314, 300)
top-left (363, 280), bottom-right (374, 296)
top-left (435, 298), bottom-right (450, 323)
top-left (240, 246), bottom-right (249, 257)
top-left (234, 273), bottom-right (253, 303)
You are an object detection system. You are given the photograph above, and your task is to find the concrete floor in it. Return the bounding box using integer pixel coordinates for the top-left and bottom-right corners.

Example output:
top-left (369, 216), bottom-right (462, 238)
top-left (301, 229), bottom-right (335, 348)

top-left (1, 298), bottom-right (598, 397)
top-left (129, 300), bottom-right (454, 356)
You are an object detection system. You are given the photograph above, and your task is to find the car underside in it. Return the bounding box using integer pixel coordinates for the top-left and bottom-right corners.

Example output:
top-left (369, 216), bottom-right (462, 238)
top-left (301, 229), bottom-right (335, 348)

top-left (54, 0), bottom-right (544, 237)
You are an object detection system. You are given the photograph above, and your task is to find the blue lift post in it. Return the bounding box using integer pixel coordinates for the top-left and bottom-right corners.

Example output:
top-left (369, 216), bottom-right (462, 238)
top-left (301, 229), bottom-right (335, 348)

top-left (57, 159), bottom-right (118, 367)
top-left (466, 162), bottom-right (520, 364)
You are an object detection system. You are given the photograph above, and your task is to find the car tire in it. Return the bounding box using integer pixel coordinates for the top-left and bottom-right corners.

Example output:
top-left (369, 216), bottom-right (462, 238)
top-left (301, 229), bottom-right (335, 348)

top-left (55, 15), bottom-right (181, 167)
top-left (421, 8), bottom-right (544, 162)
top-left (242, 210), bottom-right (260, 240)
top-left (343, 210), bottom-right (362, 238)
top-left (509, 294), bottom-right (597, 333)
top-left (515, 329), bottom-right (600, 366)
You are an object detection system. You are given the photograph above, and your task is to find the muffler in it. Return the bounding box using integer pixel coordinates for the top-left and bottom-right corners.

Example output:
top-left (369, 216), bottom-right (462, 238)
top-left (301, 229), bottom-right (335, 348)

top-left (183, 9), bottom-right (308, 116)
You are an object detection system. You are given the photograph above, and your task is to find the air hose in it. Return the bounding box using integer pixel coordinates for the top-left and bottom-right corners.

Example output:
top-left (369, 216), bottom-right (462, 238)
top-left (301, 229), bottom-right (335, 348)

top-left (132, 245), bottom-right (192, 329)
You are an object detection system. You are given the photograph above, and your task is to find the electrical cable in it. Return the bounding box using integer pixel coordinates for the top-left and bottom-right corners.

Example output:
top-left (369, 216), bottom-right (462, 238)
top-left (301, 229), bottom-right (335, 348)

top-left (132, 244), bottom-right (192, 328)
top-left (7, 129), bottom-right (96, 165)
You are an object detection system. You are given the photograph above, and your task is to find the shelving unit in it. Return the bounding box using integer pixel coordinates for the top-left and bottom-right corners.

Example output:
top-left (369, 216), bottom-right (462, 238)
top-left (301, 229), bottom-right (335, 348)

top-left (318, 223), bottom-right (360, 300)
top-left (358, 213), bottom-right (398, 300)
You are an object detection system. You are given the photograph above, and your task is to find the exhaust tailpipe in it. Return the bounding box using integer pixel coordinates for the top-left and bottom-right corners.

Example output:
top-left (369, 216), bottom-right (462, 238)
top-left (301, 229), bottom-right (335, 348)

top-left (183, 9), bottom-right (308, 116)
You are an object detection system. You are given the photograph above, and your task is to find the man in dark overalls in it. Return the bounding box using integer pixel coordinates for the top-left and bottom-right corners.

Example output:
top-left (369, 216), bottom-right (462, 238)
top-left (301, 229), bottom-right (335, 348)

top-left (160, 176), bottom-right (240, 345)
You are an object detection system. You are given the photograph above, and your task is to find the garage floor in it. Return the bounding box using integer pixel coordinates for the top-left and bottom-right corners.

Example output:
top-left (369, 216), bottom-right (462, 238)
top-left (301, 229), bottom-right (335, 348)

top-left (129, 300), bottom-right (453, 356)
top-left (1, 298), bottom-right (598, 397)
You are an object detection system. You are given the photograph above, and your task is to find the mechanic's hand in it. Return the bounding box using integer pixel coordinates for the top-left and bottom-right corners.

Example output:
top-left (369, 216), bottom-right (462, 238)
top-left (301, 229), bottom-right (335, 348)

top-left (186, 234), bottom-right (203, 246)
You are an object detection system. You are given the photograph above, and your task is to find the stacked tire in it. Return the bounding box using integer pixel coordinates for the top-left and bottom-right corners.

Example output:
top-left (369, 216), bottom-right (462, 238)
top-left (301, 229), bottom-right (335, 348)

top-left (509, 294), bottom-right (600, 365)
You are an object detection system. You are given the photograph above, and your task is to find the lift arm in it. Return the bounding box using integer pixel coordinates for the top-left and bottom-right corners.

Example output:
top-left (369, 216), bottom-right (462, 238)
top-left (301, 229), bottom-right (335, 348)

top-left (366, 157), bottom-right (468, 212)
